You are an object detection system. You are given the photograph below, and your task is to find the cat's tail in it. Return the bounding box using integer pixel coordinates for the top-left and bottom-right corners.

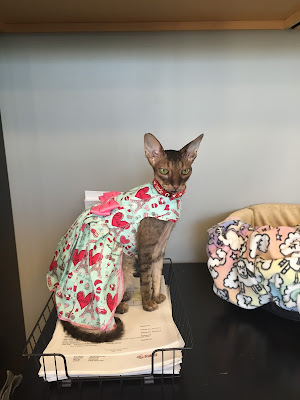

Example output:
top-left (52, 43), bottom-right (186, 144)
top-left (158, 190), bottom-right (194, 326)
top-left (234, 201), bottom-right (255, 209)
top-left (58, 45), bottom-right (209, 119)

top-left (60, 317), bottom-right (124, 343)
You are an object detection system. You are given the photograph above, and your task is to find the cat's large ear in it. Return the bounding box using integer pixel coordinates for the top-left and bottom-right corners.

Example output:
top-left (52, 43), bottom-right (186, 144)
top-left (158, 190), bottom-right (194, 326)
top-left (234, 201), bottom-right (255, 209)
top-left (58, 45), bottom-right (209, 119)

top-left (180, 134), bottom-right (204, 163)
top-left (144, 133), bottom-right (166, 167)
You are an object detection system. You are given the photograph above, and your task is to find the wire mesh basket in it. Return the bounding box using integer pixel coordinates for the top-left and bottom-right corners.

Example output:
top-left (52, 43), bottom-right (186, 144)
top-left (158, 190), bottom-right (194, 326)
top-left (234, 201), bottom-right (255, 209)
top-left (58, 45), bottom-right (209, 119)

top-left (22, 259), bottom-right (193, 388)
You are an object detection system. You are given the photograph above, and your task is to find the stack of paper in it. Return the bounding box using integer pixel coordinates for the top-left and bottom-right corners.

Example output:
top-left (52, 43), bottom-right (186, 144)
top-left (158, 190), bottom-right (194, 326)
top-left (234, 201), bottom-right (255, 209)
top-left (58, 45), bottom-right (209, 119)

top-left (39, 276), bottom-right (184, 381)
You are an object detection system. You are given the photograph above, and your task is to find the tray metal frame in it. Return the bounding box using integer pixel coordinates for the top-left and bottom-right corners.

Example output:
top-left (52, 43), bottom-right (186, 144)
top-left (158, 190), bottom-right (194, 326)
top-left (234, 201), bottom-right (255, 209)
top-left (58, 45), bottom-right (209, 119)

top-left (22, 259), bottom-right (193, 387)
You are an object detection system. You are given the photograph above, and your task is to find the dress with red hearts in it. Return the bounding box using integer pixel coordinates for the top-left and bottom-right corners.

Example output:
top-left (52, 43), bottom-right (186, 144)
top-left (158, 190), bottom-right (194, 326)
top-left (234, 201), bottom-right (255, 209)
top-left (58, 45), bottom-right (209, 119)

top-left (47, 181), bottom-right (184, 332)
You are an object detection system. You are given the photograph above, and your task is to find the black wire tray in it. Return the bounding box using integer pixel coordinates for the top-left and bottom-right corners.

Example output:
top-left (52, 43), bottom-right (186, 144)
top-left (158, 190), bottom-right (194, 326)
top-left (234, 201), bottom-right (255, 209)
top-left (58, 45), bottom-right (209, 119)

top-left (22, 259), bottom-right (193, 388)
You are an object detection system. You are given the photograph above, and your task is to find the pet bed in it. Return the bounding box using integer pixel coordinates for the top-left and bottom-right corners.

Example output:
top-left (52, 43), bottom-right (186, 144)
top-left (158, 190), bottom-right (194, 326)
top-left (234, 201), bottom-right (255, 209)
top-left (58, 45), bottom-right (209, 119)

top-left (207, 203), bottom-right (300, 320)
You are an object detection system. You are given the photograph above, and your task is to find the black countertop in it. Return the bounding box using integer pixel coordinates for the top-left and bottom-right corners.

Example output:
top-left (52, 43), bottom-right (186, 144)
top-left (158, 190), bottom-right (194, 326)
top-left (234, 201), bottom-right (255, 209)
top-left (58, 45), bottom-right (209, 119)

top-left (14, 263), bottom-right (300, 400)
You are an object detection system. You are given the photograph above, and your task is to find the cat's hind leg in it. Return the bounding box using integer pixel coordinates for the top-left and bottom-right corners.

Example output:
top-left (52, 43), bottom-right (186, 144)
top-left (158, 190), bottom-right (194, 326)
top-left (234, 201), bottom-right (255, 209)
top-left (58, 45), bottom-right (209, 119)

top-left (116, 253), bottom-right (134, 314)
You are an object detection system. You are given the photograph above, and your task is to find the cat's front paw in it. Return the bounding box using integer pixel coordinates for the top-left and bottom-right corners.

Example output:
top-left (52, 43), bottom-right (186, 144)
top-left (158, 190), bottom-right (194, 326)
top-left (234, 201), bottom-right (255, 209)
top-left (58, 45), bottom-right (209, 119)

top-left (115, 301), bottom-right (129, 314)
top-left (152, 294), bottom-right (166, 304)
top-left (142, 300), bottom-right (158, 312)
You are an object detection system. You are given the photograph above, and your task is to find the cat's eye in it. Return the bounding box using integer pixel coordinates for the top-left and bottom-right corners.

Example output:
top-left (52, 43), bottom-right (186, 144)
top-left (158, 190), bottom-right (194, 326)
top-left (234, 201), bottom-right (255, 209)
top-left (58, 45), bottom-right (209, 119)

top-left (159, 168), bottom-right (169, 175)
top-left (181, 168), bottom-right (190, 175)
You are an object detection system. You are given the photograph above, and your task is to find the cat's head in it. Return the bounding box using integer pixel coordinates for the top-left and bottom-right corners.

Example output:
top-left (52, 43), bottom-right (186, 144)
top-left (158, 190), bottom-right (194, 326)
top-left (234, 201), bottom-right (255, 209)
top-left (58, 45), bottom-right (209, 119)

top-left (144, 133), bottom-right (204, 193)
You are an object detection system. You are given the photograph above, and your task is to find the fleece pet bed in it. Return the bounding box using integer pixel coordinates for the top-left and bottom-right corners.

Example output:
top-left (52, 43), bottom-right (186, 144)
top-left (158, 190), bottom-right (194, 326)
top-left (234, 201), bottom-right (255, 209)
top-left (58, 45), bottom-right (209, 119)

top-left (207, 203), bottom-right (300, 320)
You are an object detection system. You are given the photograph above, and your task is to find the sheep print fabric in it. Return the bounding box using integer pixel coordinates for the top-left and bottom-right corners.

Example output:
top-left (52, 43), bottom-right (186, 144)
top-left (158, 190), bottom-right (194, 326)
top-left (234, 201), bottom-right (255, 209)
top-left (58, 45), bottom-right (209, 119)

top-left (207, 219), bottom-right (300, 313)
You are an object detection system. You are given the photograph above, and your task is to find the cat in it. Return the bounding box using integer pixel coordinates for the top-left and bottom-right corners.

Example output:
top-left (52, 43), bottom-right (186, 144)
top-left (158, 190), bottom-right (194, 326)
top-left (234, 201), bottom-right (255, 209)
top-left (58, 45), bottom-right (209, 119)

top-left (119, 133), bottom-right (204, 313)
top-left (47, 133), bottom-right (203, 342)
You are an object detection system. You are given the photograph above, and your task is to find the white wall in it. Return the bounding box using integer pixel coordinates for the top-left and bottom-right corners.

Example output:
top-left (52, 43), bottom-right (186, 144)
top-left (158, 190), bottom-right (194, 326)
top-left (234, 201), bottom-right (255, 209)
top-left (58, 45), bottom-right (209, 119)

top-left (0, 31), bottom-right (299, 335)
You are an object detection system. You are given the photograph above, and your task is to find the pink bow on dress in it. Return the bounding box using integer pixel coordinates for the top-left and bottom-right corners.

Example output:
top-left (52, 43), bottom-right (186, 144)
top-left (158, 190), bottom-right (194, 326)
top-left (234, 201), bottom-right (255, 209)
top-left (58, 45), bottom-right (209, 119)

top-left (91, 191), bottom-right (121, 216)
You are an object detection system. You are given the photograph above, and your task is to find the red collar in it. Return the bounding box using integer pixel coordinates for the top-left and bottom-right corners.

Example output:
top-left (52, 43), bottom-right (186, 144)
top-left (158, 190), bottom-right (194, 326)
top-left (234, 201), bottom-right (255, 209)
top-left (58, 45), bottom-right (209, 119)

top-left (152, 179), bottom-right (186, 199)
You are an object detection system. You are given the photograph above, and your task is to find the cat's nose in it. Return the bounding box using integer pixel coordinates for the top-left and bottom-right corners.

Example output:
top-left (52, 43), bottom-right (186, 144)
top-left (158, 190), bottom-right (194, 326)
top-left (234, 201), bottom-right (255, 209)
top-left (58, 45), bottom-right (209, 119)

top-left (173, 184), bottom-right (179, 191)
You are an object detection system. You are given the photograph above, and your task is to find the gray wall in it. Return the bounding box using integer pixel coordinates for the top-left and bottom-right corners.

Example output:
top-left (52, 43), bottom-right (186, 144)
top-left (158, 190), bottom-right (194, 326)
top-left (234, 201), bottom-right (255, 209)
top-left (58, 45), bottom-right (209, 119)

top-left (0, 31), bottom-right (299, 335)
